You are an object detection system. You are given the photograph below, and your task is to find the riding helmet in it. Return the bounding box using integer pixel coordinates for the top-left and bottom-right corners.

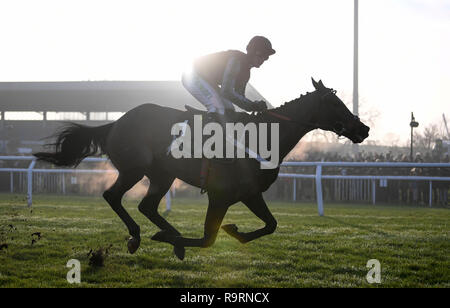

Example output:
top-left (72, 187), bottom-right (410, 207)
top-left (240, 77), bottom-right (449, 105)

top-left (246, 36), bottom-right (276, 56)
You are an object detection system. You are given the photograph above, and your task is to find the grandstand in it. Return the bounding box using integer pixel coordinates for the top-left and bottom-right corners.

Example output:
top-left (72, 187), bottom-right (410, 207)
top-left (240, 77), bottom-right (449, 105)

top-left (0, 81), bottom-right (269, 154)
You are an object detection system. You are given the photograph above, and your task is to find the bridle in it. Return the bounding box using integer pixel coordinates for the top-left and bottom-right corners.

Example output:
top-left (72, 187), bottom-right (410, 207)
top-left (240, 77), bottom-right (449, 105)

top-left (261, 89), bottom-right (359, 137)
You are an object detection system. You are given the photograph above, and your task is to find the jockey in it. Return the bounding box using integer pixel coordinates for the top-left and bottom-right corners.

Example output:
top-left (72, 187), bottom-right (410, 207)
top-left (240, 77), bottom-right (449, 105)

top-left (182, 36), bottom-right (275, 116)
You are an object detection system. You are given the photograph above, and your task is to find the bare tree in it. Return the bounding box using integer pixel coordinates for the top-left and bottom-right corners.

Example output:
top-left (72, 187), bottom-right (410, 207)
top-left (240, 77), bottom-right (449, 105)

top-left (415, 124), bottom-right (441, 152)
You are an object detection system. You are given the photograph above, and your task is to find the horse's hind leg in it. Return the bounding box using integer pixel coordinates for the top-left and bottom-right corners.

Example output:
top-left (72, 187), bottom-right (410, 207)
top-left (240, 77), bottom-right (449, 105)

top-left (103, 169), bottom-right (143, 254)
top-left (173, 196), bottom-right (229, 249)
top-left (222, 193), bottom-right (277, 244)
top-left (137, 174), bottom-right (186, 259)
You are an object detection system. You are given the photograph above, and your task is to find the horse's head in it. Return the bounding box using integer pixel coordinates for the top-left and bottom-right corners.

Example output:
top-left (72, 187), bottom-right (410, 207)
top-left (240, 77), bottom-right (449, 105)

top-left (311, 78), bottom-right (369, 143)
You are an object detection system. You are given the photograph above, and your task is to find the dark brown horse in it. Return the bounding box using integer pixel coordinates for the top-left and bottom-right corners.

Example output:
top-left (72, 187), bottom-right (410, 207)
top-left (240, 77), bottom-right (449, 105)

top-left (34, 79), bottom-right (369, 260)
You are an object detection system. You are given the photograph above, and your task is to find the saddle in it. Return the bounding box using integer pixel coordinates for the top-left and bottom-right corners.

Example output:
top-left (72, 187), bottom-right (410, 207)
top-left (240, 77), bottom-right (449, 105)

top-left (184, 105), bottom-right (254, 123)
top-left (184, 105), bottom-right (205, 115)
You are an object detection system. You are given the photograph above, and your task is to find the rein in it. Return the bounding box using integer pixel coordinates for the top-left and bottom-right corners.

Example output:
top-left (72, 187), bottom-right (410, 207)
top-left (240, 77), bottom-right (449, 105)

top-left (264, 110), bottom-right (320, 129)
top-left (260, 89), bottom-right (351, 137)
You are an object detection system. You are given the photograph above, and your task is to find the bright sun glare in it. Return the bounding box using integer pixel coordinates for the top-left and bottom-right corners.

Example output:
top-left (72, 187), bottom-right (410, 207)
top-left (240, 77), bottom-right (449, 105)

top-left (1, 0), bottom-right (450, 143)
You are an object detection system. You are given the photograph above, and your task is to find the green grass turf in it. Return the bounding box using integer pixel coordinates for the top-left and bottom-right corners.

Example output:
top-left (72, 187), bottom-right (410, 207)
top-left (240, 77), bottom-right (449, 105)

top-left (0, 193), bottom-right (448, 288)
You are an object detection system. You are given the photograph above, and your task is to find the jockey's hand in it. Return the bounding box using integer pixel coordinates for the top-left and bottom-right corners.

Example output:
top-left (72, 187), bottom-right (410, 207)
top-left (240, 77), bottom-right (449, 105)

top-left (253, 100), bottom-right (268, 112)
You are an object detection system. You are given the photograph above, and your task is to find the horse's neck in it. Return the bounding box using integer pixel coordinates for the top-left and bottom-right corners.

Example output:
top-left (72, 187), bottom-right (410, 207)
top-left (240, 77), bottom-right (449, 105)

top-left (270, 94), bottom-right (318, 160)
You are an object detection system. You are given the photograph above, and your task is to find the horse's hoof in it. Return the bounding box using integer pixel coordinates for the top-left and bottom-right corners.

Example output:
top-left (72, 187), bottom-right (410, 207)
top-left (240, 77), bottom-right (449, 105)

top-left (151, 230), bottom-right (172, 243)
top-left (173, 245), bottom-right (185, 261)
top-left (222, 224), bottom-right (238, 235)
top-left (127, 236), bottom-right (140, 254)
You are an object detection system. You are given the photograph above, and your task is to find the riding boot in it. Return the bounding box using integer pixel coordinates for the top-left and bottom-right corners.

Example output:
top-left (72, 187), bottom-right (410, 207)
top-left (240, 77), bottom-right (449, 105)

top-left (200, 111), bottom-right (235, 193)
top-left (199, 112), bottom-right (225, 193)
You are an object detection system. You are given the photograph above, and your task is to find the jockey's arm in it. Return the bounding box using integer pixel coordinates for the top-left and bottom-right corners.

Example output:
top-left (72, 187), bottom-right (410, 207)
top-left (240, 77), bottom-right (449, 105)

top-left (220, 57), bottom-right (259, 112)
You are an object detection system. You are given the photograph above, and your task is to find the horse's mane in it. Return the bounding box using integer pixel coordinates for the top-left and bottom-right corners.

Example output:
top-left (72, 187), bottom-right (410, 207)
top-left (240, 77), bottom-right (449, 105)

top-left (272, 91), bottom-right (316, 114)
top-left (246, 90), bottom-right (317, 123)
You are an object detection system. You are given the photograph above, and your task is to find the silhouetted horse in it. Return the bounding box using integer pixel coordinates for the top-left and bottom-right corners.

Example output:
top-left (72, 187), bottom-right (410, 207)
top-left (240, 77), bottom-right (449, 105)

top-left (34, 79), bottom-right (369, 260)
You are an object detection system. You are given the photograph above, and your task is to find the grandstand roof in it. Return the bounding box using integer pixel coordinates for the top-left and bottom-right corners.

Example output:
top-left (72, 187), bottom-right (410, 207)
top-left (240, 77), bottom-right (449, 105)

top-left (0, 81), bottom-right (270, 112)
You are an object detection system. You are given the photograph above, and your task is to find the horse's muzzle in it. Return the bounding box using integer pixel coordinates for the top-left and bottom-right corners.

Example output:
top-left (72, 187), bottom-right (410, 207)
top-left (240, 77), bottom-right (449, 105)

top-left (340, 116), bottom-right (370, 144)
top-left (351, 123), bottom-right (370, 143)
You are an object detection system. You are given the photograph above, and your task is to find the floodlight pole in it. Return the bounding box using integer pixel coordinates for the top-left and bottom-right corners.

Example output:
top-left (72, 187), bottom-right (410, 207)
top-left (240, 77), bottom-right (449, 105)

top-left (352, 0), bottom-right (359, 154)
top-left (410, 112), bottom-right (419, 161)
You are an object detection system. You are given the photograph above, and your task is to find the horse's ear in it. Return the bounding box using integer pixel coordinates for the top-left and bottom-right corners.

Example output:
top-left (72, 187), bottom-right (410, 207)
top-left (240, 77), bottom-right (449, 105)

top-left (311, 77), bottom-right (319, 89)
top-left (318, 80), bottom-right (325, 88)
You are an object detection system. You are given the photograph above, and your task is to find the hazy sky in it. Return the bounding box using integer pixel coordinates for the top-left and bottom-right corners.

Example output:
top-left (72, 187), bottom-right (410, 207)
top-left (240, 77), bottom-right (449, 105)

top-left (1, 0), bottom-right (449, 145)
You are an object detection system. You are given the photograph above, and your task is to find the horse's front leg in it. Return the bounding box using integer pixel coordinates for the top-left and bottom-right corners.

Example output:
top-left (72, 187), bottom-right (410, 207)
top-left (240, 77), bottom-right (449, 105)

top-left (222, 193), bottom-right (277, 244)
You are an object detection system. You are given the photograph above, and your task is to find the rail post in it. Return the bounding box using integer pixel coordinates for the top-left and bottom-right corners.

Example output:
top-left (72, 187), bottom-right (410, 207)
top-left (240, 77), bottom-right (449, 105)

top-left (27, 159), bottom-right (36, 207)
top-left (371, 179), bottom-right (376, 204)
top-left (429, 181), bottom-right (432, 207)
top-left (293, 178), bottom-right (297, 202)
top-left (165, 191), bottom-right (171, 211)
top-left (10, 171), bottom-right (13, 193)
top-left (62, 174), bottom-right (66, 195)
top-left (315, 165), bottom-right (324, 216)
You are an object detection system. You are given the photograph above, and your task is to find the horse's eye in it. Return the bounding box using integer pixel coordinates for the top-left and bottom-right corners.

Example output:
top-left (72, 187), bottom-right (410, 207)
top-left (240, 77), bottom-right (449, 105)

top-left (334, 122), bottom-right (344, 133)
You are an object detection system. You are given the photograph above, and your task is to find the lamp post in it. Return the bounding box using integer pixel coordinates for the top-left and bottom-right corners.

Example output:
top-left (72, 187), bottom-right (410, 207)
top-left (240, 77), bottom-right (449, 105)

top-left (410, 112), bottom-right (419, 161)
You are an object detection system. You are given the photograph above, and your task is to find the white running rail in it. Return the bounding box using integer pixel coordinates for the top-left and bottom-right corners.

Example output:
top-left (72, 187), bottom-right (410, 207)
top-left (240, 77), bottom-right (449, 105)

top-left (1, 156), bottom-right (449, 215)
top-left (279, 161), bottom-right (450, 216)
top-left (0, 156), bottom-right (172, 209)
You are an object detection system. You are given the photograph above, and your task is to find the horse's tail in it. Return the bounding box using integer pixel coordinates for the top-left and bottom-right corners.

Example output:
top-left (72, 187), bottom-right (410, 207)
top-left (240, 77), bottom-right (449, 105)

top-left (33, 122), bottom-right (114, 167)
